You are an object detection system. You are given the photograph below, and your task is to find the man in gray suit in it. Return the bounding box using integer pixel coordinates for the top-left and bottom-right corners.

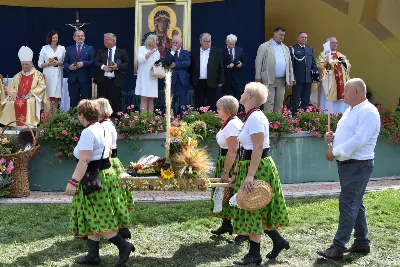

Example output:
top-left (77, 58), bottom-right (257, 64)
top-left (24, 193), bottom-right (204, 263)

top-left (255, 26), bottom-right (294, 112)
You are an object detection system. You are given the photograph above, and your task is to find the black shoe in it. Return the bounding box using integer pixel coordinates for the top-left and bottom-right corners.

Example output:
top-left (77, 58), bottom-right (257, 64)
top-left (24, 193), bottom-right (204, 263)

top-left (316, 246), bottom-right (344, 260)
top-left (344, 244), bottom-right (370, 254)
top-left (233, 253), bottom-right (262, 265)
top-left (119, 228), bottom-right (132, 239)
top-left (108, 233), bottom-right (135, 266)
top-left (211, 218), bottom-right (233, 236)
top-left (265, 230), bottom-right (290, 259)
top-left (76, 239), bottom-right (101, 265)
top-left (234, 235), bottom-right (249, 245)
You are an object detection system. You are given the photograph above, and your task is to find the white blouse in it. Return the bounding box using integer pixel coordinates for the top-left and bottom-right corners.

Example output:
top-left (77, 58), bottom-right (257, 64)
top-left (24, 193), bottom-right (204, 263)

top-left (238, 111), bottom-right (270, 150)
top-left (100, 119), bottom-right (117, 149)
top-left (216, 117), bottom-right (243, 149)
top-left (73, 123), bottom-right (111, 160)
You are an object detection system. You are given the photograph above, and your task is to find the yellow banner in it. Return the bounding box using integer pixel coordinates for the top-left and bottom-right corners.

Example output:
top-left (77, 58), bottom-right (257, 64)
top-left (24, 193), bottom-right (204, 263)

top-left (1, 0), bottom-right (222, 8)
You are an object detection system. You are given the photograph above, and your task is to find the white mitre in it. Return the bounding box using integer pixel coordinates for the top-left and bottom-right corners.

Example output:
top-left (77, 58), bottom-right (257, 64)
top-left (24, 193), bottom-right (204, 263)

top-left (18, 46), bottom-right (34, 62)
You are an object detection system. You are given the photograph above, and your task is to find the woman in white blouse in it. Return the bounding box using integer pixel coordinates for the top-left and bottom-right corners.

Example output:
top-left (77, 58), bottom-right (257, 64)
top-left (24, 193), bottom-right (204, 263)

top-left (231, 82), bottom-right (289, 265)
top-left (65, 100), bottom-right (134, 266)
top-left (210, 95), bottom-right (248, 244)
top-left (135, 34), bottom-right (160, 112)
top-left (38, 30), bottom-right (65, 112)
top-left (97, 98), bottom-right (134, 239)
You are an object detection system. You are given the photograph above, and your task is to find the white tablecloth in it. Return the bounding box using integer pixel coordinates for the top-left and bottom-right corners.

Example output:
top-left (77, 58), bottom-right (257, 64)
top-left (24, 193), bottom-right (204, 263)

top-left (3, 77), bottom-right (71, 112)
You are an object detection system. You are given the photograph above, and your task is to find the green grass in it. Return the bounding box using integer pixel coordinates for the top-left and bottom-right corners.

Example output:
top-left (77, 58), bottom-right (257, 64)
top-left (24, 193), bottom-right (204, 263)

top-left (0, 190), bottom-right (399, 266)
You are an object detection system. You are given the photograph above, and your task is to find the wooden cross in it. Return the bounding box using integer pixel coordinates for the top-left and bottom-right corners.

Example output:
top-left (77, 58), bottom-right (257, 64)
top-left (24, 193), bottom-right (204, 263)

top-left (65, 11), bottom-right (90, 30)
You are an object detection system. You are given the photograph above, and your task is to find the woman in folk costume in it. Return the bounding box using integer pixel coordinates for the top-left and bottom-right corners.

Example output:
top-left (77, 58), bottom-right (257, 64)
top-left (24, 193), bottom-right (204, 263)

top-left (96, 97), bottom-right (134, 239)
top-left (65, 100), bottom-right (134, 266)
top-left (210, 95), bottom-right (248, 244)
top-left (231, 82), bottom-right (289, 265)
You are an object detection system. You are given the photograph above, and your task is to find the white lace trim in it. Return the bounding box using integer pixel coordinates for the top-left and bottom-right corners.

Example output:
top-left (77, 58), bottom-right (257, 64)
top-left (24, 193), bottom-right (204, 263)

top-left (212, 187), bottom-right (224, 213)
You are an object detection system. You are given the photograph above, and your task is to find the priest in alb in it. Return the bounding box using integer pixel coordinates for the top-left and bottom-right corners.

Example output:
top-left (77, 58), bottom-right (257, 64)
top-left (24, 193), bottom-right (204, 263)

top-left (0, 46), bottom-right (49, 127)
top-left (311, 37), bottom-right (351, 114)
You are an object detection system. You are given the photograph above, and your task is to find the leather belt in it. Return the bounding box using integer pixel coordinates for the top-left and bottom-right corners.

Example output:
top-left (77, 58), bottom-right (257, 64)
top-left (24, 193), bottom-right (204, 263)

top-left (336, 159), bottom-right (372, 165)
top-left (240, 148), bottom-right (270, 160)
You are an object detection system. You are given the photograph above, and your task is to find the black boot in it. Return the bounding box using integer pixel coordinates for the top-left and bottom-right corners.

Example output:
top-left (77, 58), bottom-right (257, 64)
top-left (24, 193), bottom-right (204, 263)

top-left (265, 230), bottom-right (290, 259)
top-left (234, 235), bottom-right (249, 245)
top-left (76, 239), bottom-right (101, 265)
top-left (119, 228), bottom-right (132, 239)
top-left (211, 218), bottom-right (233, 235)
top-left (108, 233), bottom-right (135, 267)
top-left (233, 239), bottom-right (262, 265)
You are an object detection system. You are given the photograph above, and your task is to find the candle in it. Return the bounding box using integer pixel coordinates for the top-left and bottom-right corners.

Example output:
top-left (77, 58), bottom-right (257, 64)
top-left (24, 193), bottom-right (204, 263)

top-left (76, 11), bottom-right (79, 22)
top-left (188, 137), bottom-right (191, 146)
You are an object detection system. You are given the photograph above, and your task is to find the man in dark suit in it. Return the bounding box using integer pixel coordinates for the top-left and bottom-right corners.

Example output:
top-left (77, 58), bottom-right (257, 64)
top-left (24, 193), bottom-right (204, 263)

top-left (221, 34), bottom-right (246, 101)
top-left (289, 32), bottom-right (318, 115)
top-left (164, 35), bottom-right (191, 117)
top-left (190, 33), bottom-right (224, 111)
top-left (94, 33), bottom-right (129, 116)
top-left (64, 30), bottom-right (95, 108)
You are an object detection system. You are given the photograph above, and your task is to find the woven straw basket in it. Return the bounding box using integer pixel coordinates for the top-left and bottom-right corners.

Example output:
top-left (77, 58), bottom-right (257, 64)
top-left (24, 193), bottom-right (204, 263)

top-left (237, 180), bottom-right (273, 211)
top-left (0, 121), bottom-right (39, 197)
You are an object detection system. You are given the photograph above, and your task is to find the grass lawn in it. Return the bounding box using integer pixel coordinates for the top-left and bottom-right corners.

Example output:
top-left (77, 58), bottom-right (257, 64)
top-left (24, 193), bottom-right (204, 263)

top-left (0, 190), bottom-right (399, 267)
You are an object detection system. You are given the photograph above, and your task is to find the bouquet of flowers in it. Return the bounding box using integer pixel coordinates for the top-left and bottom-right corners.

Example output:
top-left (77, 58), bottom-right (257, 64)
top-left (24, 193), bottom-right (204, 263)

top-left (0, 158), bottom-right (15, 196)
top-left (127, 155), bottom-right (170, 177)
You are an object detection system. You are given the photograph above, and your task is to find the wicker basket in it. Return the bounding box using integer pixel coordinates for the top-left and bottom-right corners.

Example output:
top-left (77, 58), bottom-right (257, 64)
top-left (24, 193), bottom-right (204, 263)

top-left (237, 180), bottom-right (273, 211)
top-left (0, 121), bottom-right (39, 197)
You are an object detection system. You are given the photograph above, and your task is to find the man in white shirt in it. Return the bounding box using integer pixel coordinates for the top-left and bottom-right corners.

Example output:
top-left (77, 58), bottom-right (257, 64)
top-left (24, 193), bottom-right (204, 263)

top-left (190, 33), bottom-right (224, 112)
top-left (255, 27), bottom-right (294, 112)
top-left (317, 78), bottom-right (380, 260)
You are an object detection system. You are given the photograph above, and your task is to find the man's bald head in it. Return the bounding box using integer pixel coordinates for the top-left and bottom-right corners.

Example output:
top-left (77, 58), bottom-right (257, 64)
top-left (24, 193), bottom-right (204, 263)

top-left (344, 78), bottom-right (367, 106)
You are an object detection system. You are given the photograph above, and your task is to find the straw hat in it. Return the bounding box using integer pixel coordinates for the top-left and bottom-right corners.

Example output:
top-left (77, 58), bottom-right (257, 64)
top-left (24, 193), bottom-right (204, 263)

top-left (237, 180), bottom-right (273, 211)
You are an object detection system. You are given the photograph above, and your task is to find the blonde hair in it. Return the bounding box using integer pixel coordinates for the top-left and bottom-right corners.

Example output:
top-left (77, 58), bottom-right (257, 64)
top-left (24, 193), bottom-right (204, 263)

top-left (144, 34), bottom-right (158, 49)
top-left (244, 82), bottom-right (268, 106)
top-left (216, 95), bottom-right (239, 116)
top-left (96, 98), bottom-right (113, 117)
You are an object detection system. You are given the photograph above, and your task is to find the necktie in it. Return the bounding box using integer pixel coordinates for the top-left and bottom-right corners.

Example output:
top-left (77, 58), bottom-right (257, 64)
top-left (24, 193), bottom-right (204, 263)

top-left (174, 50), bottom-right (178, 58)
top-left (108, 48), bottom-right (112, 65)
top-left (229, 48), bottom-right (233, 62)
top-left (77, 45), bottom-right (81, 58)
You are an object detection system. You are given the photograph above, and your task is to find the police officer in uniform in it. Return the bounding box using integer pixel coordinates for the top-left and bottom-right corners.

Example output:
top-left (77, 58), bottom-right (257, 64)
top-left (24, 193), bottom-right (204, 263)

top-left (289, 32), bottom-right (319, 115)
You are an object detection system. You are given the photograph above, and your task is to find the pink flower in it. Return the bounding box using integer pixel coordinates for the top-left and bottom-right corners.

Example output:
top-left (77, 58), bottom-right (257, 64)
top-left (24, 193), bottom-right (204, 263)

top-left (279, 141), bottom-right (285, 147)
top-left (72, 136), bottom-right (79, 142)
top-left (0, 158), bottom-right (6, 164)
top-left (62, 130), bottom-right (68, 135)
top-left (295, 127), bottom-right (301, 133)
top-left (315, 132), bottom-right (321, 138)
top-left (68, 152), bottom-right (73, 157)
top-left (117, 111), bottom-right (123, 116)
top-left (288, 125), bottom-right (294, 131)
top-left (148, 127), bottom-right (153, 133)
top-left (55, 152), bottom-right (62, 157)
top-left (59, 122), bottom-right (64, 126)
top-left (55, 136), bottom-right (59, 139)
top-left (155, 131), bottom-right (159, 135)
top-left (124, 114), bottom-right (129, 118)
top-left (199, 106), bottom-right (210, 113)
top-left (315, 118), bottom-right (320, 123)
top-left (6, 161), bottom-right (14, 174)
